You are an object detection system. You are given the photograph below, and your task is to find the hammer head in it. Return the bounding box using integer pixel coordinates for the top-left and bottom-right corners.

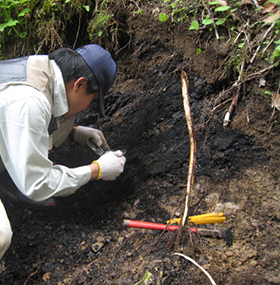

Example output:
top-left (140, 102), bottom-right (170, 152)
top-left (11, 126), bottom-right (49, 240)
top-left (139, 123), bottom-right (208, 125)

top-left (221, 229), bottom-right (234, 246)
top-left (197, 228), bottom-right (234, 246)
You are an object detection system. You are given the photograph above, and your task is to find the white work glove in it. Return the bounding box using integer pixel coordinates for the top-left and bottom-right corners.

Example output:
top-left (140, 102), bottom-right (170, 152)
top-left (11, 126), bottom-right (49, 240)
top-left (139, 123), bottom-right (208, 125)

top-left (94, 150), bottom-right (126, 181)
top-left (74, 126), bottom-right (109, 150)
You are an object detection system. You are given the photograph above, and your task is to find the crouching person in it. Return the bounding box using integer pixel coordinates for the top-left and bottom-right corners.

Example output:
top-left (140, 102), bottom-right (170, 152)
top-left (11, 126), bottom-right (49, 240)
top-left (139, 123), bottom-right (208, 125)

top-left (0, 200), bottom-right (12, 259)
top-left (0, 44), bottom-right (126, 258)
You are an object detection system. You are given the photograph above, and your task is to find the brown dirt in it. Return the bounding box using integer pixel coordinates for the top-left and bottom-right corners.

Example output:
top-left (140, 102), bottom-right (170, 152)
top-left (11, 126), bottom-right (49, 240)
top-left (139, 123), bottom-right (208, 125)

top-left (1, 2), bottom-right (280, 285)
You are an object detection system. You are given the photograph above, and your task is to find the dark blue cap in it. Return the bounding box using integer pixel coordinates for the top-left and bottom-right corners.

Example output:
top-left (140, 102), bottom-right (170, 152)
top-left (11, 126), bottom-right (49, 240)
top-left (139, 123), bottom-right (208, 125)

top-left (76, 44), bottom-right (116, 116)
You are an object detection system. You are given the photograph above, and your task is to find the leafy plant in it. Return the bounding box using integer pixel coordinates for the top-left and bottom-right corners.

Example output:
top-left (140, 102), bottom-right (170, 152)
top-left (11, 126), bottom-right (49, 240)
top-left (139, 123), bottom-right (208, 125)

top-left (165, 0), bottom-right (234, 34)
top-left (271, 39), bottom-right (280, 62)
top-left (159, 12), bottom-right (168, 22)
top-left (263, 1), bottom-right (280, 63)
top-left (133, 269), bottom-right (162, 285)
top-left (88, 10), bottom-right (113, 39)
top-left (0, 0), bottom-right (93, 54)
top-left (0, 0), bottom-right (37, 38)
top-left (163, 0), bottom-right (189, 23)
top-left (133, 270), bottom-right (153, 285)
top-left (189, 19), bottom-right (199, 31)
top-left (35, 0), bottom-right (92, 52)
top-left (201, 1), bottom-right (236, 31)
top-left (202, 15), bottom-right (214, 26)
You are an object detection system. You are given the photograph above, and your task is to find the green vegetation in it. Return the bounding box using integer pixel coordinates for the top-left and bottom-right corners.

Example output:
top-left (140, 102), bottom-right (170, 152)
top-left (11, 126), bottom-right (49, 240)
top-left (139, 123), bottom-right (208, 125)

top-left (0, 0), bottom-right (37, 38)
top-left (0, 0), bottom-right (115, 56)
top-left (133, 269), bottom-right (162, 285)
top-left (163, 0), bottom-right (188, 23)
top-left (156, 0), bottom-right (280, 72)
top-left (159, 12), bottom-right (168, 22)
top-left (0, 0), bottom-right (280, 72)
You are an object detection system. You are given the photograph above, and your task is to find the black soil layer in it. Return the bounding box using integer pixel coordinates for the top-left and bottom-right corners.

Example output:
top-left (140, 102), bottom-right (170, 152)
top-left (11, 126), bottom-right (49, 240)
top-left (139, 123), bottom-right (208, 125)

top-left (1, 2), bottom-right (280, 285)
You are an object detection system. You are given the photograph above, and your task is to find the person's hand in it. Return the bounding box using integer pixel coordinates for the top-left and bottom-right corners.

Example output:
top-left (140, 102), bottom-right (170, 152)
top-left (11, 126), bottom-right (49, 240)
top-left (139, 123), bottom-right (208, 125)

top-left (94, 151), bottom-right (126, 181)
top-left (73, 126), bottom-right (109, 150)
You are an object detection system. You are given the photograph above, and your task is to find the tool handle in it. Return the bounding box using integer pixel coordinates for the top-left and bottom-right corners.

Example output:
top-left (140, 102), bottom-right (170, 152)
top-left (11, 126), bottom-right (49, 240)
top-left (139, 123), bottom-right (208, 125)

top-left (123, 219), bottom-right (198, 233)
top-left (167, 212), bottom-right (226, 225)
top-left (190, 216), bottom-right (226, 225)
top-left (123, 219), bottom-right (179, 231)
top-left (123, 220), bottom-right (233, 246)
top-left (197, 228), bottom-right (222, 238)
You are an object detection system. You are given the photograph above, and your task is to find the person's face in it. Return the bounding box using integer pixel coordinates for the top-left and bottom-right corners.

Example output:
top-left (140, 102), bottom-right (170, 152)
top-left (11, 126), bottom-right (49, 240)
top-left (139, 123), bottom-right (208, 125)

top-left (64, 77), bottom-right (99, 119)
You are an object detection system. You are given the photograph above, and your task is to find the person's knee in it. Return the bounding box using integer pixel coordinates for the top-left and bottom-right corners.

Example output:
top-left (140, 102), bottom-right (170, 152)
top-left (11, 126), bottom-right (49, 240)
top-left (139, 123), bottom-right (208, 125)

top-left (0, 227), bottom-right (13, 259)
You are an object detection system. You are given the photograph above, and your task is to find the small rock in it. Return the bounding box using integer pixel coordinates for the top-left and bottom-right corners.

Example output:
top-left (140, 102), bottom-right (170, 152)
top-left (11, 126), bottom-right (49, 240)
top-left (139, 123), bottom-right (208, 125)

top-left (122, 211), bottom-right (130, 218)
top-left (96, 236), bottom-right (105, 243)
top-left (259, 78), bottom-right (266, 87)
top-left (205, 193), bottom-right (220, 205)
top-left (91, 242), bottom-right (104, 252)
top-left (214, 202), bottom-right (224, 212)
top-left (223, 202), bottom-right (240, 214)
top-left (225, 250), bottom-right (234, 257)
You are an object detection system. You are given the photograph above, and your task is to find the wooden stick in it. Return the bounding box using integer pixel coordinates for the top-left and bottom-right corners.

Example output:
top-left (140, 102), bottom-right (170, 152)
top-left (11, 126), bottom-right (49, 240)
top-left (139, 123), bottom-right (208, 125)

top-left (205, 5), bottom-right (219, 40)
top-left (181, 71), bottom-right (197, 226)
top-left (173, 253), bottom-right (217, 285)
top-left (251, 0), bottom-right (260, 9)
top-left (223, 59), bottom-right (244, 127)
top-left (250, 23), bottom-right (275, 64)
top-left (223, 90), bottom-right (241, 127)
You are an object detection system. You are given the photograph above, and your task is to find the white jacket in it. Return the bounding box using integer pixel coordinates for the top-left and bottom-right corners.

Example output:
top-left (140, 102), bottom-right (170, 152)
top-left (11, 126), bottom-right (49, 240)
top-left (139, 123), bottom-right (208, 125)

top-left (0, 57), bottom-right (91, 201)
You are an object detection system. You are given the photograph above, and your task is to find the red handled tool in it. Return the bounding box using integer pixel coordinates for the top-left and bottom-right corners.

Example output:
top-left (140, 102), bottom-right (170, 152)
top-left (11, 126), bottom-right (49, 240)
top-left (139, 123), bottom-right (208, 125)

top-left (123, 219), bottom-right (233, 246)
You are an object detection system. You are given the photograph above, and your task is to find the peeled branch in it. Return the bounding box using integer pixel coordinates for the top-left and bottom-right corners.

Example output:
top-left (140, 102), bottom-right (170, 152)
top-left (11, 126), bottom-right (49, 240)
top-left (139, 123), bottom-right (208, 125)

top-left (181, 71), bottom-right (196, 226)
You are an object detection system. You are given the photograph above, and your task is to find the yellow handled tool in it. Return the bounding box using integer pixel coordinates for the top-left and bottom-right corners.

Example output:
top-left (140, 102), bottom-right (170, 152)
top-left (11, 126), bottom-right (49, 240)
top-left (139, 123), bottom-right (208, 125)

top-left (167, 212), bottom-right (226, 225)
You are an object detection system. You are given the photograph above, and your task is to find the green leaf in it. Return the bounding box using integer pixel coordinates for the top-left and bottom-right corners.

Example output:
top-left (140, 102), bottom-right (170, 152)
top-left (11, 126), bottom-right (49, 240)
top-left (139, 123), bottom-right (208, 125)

top-left (159, 13), bottom-right (168, 22)
top-left (0, 24), bottom-right (5, 32)
top-left (18, 31), bottom-right (27, 38)
top-left (216, 18), bottom-right (227, 25)
top-left (189, 20), bottom-right (199, 31)
top-left (209, 1), bottom-right (220, 4)
top-left (7, 19), bottom-right (19, 27)
top-left (196, 48), bottom-right (201, 55)
top-left (0, 19), bottom-right (19, 32)
top-left (18, 8), bottom-right (30, 17)
top-left (202, 18), bottom-right (213, 25)
top-left (215, 6), bottom-right (231, 12)
top-left (133, 9), bottom-right (143, 14)
top-left (83, 5), bottom-right (90, 12)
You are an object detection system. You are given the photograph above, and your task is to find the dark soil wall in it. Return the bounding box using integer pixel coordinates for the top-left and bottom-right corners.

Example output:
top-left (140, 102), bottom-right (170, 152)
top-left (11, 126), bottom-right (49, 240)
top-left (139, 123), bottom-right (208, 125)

top-left (1, 2), bottom-right (279, 285)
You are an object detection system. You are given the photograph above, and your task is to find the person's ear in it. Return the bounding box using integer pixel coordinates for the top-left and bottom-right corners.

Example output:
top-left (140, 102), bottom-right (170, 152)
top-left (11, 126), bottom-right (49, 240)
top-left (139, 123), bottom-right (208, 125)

top-left (73, 77), bottom-right (87, 91)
